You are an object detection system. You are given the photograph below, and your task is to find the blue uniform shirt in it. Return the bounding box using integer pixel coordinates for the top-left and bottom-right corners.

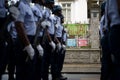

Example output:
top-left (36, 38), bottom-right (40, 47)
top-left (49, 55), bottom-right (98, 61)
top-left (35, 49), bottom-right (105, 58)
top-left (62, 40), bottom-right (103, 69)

top-left (55, 16), bottom-right (63, 37)
top-left (16, 0), bottom-right (36, 36)
top-left (38, 5), bottom-right (45, 37)
top-left (35, 4), bottom-right (45, 37)
top-left (30, 3), bottom-right (42, 21)
top-left (43, 8), bottom-right (51, 20)
top-left (43, 8), bottom-right (55, 35)
top-left (7, 22), bottom-right (17, 39)
top-left (35, 4), bottom-right (44, 19)
top-left (32, 3), bottom-right (44, 37)
top-left (0, 0), bottom-right (7, 18)
top-left (105, 0), bottom-right (120, 28)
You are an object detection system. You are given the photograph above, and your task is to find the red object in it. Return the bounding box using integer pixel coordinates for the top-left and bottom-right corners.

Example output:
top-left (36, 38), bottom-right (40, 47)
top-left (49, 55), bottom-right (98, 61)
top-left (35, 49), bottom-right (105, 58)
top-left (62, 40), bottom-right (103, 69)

top-left (78, 39), bottom-right (88, 46)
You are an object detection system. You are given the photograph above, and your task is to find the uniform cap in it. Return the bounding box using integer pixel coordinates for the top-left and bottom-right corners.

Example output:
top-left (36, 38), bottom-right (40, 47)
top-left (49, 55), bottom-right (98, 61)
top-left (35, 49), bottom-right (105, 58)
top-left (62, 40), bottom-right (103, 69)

top-left (52, 5), bottom-right (62, 13)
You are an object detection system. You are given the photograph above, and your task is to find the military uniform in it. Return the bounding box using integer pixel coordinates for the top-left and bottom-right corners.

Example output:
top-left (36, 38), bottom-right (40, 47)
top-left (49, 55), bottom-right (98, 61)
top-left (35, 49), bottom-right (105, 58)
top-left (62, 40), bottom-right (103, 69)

top-left (54, 14), bottom-right (63, 79)
top-left (30, 2), bottom-right (44, 80)
top-left (58, 25), bottom-right (68, 80)
top-left (15, 0), bottom-right (36, 80)
top-left (100, 15), bottom-right (112, 80)
top-left (52, 5), bottom-right (68, 80)
top-left (0, 0), bottom-right (8, 79)
top-left (7, 21), bottom-right (17, 80)
top-left (0, 0), bottom-right (21, 79)
top-left (105, 0), bottom-right (120, 79)
top-left (41, 0), bottom-right (62, 80)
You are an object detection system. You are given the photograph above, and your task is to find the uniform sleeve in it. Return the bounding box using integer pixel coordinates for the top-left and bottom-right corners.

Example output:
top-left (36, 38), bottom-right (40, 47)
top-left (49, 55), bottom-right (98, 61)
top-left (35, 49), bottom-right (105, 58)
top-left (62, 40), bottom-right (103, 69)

top-left (16, 2), bottom-right (26, 22)
top-left (31, 5), bottom-right (42, 18)
top-left (43, 9), bottom-right (50, 20)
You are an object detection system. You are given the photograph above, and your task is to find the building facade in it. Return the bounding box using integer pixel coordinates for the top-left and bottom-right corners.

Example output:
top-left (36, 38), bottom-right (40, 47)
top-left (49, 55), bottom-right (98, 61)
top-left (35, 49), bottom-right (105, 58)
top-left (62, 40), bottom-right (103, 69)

top-left (55, 0), bottom-right (88, 24)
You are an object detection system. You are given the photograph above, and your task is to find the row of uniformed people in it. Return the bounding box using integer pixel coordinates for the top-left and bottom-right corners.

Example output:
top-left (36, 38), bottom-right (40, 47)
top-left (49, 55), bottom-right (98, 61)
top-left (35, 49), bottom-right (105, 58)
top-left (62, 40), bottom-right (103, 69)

top-left (0, 0), bottom-right (68, 80)
top-left (100, 0), bottom-right (120, 80)
top-left (39, 1), bottom-right (67, 80)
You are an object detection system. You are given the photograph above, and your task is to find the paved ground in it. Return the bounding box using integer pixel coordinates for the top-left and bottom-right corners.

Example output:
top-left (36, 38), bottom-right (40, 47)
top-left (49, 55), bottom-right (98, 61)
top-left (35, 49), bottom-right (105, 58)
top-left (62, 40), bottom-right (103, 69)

top-left (2, 74), bottom-right (100, 80)
top-left (63, 64), bottom-right (101, 73)
top-left (2, 64), bottom-right (101, 80)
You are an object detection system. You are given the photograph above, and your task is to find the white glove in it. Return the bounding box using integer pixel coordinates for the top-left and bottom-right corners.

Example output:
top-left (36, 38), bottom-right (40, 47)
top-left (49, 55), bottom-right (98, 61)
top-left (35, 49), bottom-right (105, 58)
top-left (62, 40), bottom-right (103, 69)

top-left (36, 44), bottom-right (44, 57)
top-left (41, 20), bottom-right (51, 29)
top-left (24, 44), bottom-right (35, 60)
top-left (46, 21), bottom-right (51, 27)
top-left (55, 24), bottom-right (59, 29)
top-left (49, 41), bottom-right (56, 51)
top-left (62, 44), bottom-right (66, 50)
top-left (9, 6), bottom-right (20, 20)
top-left (8, 0), bottom-right (19, 6)
top-left (57, 43), bottom-right (62, 51)
top-left (30, 2), bottom-right (35, 7)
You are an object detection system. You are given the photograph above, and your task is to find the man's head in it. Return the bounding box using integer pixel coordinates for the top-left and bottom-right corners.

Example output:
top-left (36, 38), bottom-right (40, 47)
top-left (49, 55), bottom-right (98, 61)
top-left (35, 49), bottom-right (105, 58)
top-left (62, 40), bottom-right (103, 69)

top-left (52, 5), bottom-right (62, 16)
top-left (44, 0), bottom-right (54, 9)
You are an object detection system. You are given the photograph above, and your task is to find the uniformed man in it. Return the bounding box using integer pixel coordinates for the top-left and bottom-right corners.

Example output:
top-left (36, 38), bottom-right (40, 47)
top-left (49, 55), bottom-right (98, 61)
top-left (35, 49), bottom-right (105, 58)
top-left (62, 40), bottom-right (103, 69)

top-left (0, 0), bottom-right (8, 79)
top-left (100, 1), bottom-right (112, 80)
top-left (52, 5), bottom-right (68, 80)
top-left (30, 0), bottom-right (45, 80)
top-left (5, 1), bottom-right (21, 80)
top-left (58, 14), bottom-right (68, 80)
top-left (105, 0), bottom-right (120, 80)
top-left (0, 0), bottom-right (20, 79)
top-left (41, 0), bottom-right (60, 80)
top-left (15, 0), bottom-right (36, 80)
top-left (7, 21), bottom-right (17, 80)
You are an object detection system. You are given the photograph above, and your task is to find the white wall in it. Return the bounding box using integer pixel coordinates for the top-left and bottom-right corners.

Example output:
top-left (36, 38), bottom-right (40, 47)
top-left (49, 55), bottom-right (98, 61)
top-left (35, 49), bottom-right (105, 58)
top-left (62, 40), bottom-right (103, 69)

top-left (72, 0), bottom-right (88, 23)
top-left (55, 0), bottom-right (88, 24)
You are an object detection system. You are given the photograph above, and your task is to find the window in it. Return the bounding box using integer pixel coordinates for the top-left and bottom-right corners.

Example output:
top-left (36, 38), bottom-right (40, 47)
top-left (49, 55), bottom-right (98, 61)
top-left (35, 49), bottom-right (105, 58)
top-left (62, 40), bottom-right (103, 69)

top-left (61, 3), bottom-right (71, 23)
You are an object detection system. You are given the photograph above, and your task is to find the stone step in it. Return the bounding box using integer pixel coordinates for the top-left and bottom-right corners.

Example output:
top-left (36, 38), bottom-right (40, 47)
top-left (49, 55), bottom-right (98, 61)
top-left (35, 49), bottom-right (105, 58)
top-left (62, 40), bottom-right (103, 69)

top-left (62, 64), bottom-right (101, 73)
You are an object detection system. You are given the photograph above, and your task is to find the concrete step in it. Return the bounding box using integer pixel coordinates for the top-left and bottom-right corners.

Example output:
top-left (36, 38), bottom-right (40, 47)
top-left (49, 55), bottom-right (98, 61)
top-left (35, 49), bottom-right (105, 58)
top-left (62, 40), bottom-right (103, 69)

top-left (62, 64), bottom-right (101, 73)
